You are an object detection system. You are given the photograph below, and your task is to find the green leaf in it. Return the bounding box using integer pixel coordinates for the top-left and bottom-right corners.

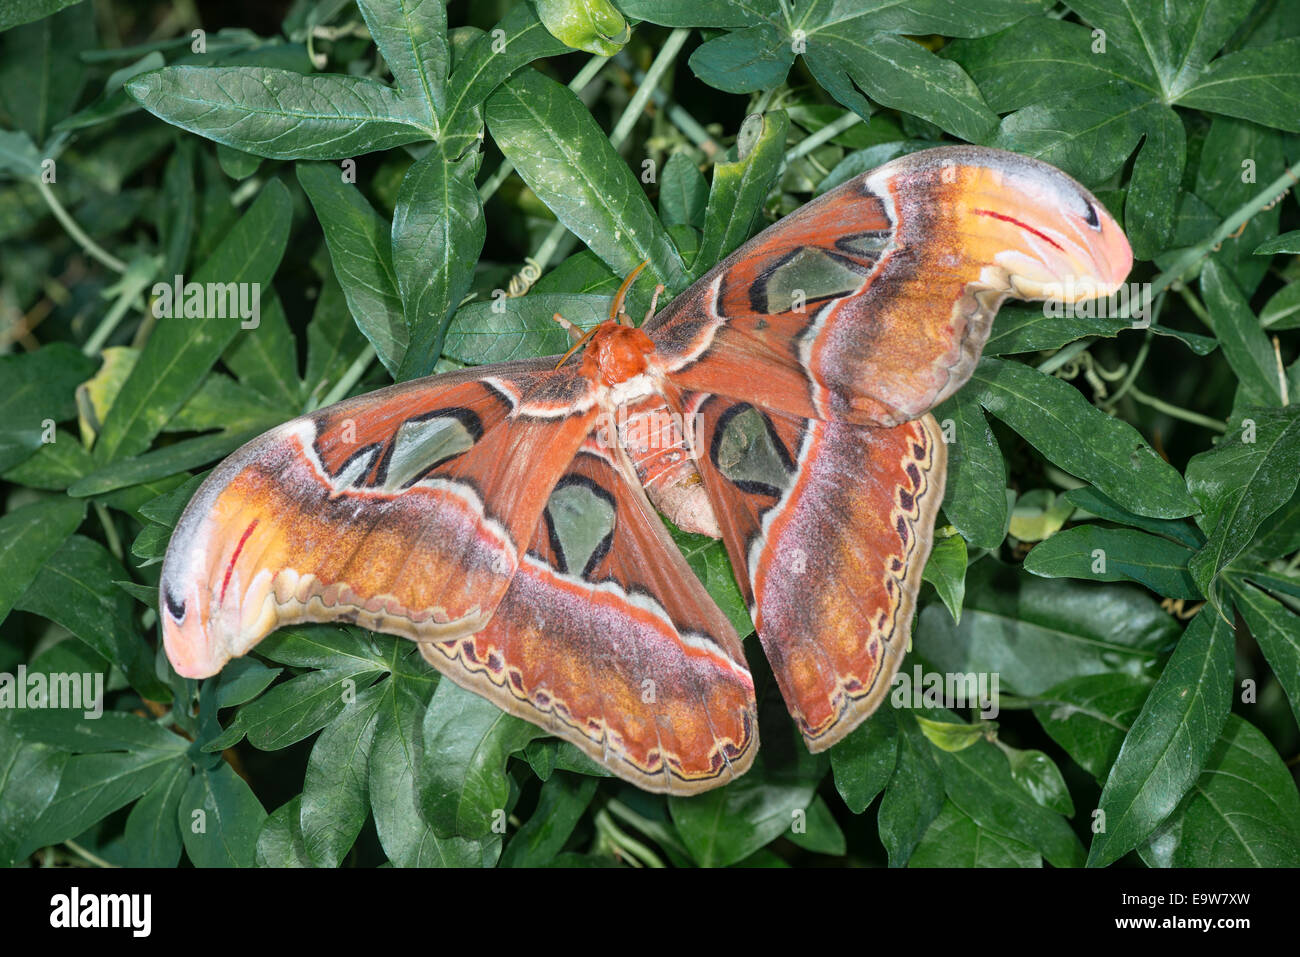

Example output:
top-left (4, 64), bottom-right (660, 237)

top-left (669, 525), bottom-right (753, 636)
top-left (877, 711), bottom-right (944, 866)
top-left (1062, 485), bottom-right (1204, 548)
top-left (1124, 104), bottom-right (1184, 259)
top-left (0, 496), bottom-right (86, 625)
top-left (123, 760), bottom-right (187, 867)
top-left (787, 795), bottom-right (847, 856)
top-left (689, 23), bottom-right (793, 95)
top-left (0, 343), bottom-right (97, 473)
top-left (0, 736), bottom-right (67, 867)
top-left (1004, 747), bottom-right (1073, 815)
top-left (440, 3), bottom-right (569, 154)
top-left (1031, 673), bottom-right (1153, 781)
top-left (214, 658), bottom-right (281, 709)
top-left (934, 390), bottom-right (1008, 550)
top-left (303, 270), bottom-right (367, 404)
top-left (1140, 716), bottom-right (1300, 867)
top-left (500, 772), bottom-right (599, 867)
top-left (356, 0), bottom-right (448, 123)
top-left (392, 148), bottom-right (484, 380)
top-left (1088, 611), bottom-right (1234, 867)
top-left (298, 161), bottom-right (407, 376)
top-left (126, 67), bottom-right (435, 159)
top-left (223, 293), bottom-right (302, 407)
top-left (256, 795), bottom-right (314, 867)
top-left (829, 705), bottom-right (897, 814)
top-left (0, 0), bottom-right (85, 32)
top-left (1255, 231), bottom-right (1300, 255)
top-left (1199, 259), bottom-right (1285, 406)
top-left (370, 680), bottom-right (497, 867)
top-left (922, 529), bottom-right (967, 622)
top-left (1024, 526), bottom-right (1200, 598)
top-left (443, 293), bottom-right (609, 364)
top-left (915, 715), bottom-right (985, 752)
top-left (486, 68), bottom-right (688, 293)
top-left (15, 534), bottom-right (168, 699)
top-left (24, 747), bottom-right (183, 855)
top-left (180, 760), bottom-right (267, 867)
top-left (970, 357), bottom-right (1196, 518)
top-left (934, 736), bottom-right (1085, 866)
top-left (0, 2), bottom-right (94, 143)
top-left (804, 28), bottom-right (996, 142)
top-left (694, 111), bottom-right (789, 277)
top-left (917, 562), bottom-right (1176, 695)
top-left (1186, 406), bottom-right (1300, 603)
top-left (419, 678), bottom-right (543, 839)
top-left (93, 180), bottom-right (292, 462)
top-left (947, 18), bottom-right (1154, 113)
top-left (71, 426), bottom-right (264, 497)
top-left (1174, 38), bottom-right (1300, 131)
top-left (911, 800), bottom-right (1041, 867)
top-left (297, 681), bottom-right (384, 867)
top-left (658, 152), bottom-right (708, 230)
top-left (1228, 577), bottom-right (1300, 730)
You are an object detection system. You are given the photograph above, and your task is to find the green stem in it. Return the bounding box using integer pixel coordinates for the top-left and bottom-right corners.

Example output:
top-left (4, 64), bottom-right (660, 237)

top-left (1176, 283), bottom-right (1213, 328)
top-left (609, 28), bottom-right (690, 150)
top-left (82, 288), bottom-right (141, 356)
top-left (94, 502), bottom-right (123, 561)
top-left (1037, 338), bottom-right (1093, 374)
top-left (36, 180), bottom-right (127, 274)
top-left (592, 809), bottom-right (665, 868)
top-left (316, 343), bottom-right (376, 409)
top-left (1126, 385), bottom-right (1227, 432)
top-left (64, 839), bottom-right (116, 868)
top-left (784, 110), bottom-right (862, 163)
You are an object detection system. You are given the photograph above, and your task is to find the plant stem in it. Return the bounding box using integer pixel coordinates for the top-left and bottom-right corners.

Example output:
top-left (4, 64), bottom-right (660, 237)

top-left (784, 110), bottom-right (863, 163)
top-left (94, 502), bottom-right (123, 561)
top-left (64, 839), bottom-right (116, 868)
top-left (1126, 385), bottom-right (1227, 432)
top-left (36, 180), bottom-right (127, 274)
top-left (317, 343), bottom-right (376, 408)
top-left (609, 28), bottom-right (690, 150)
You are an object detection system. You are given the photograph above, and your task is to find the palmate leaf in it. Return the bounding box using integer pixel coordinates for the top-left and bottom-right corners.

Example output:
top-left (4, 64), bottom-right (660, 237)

top-left (949, 2), bottom-right (1300, 259)
top-left (622, 0), bottom-right (1046, 141)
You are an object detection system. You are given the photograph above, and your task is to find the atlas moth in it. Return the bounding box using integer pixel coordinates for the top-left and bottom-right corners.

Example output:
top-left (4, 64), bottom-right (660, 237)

top-left (161, 145), bottom-right (1131, 794)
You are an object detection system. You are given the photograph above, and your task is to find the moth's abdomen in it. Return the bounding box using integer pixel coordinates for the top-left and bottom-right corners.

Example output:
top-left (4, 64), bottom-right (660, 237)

top-left (618, 395), bottom-right (720, 538)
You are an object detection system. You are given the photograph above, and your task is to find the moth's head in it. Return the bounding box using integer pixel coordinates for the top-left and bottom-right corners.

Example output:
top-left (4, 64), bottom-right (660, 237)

top-left (875, 145), bottom-right (1132, 302)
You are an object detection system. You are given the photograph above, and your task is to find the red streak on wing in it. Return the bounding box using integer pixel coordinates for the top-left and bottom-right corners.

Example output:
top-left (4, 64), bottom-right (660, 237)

top-left (972, 208), bottom-right (1065, 252)
top-left (220, 519), bottom-right (260, 603)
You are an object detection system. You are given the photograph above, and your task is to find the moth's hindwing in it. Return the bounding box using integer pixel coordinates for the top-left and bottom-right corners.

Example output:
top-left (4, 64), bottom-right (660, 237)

top-left (422, 433), bottom-right (758, 794)
top-left (684, 390), bottom-right (946, 749)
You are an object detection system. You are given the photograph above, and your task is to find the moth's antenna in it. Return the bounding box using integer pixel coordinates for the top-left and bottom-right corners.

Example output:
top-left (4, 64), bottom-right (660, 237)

top-left (611, 260), bottom-right (649, 325)
top-left (554, 321), bottom-right (601, 370)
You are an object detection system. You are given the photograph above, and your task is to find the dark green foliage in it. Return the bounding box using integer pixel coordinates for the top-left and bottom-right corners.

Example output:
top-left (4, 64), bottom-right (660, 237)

top-left (1, 0), bottom-right (1298, 868)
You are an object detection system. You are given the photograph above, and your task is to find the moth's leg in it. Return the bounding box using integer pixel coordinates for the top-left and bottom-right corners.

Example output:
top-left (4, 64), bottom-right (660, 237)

top-left (641, 284), bottom-right (666, 326)
top-left (551, 312), bottom-right (585, 344)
